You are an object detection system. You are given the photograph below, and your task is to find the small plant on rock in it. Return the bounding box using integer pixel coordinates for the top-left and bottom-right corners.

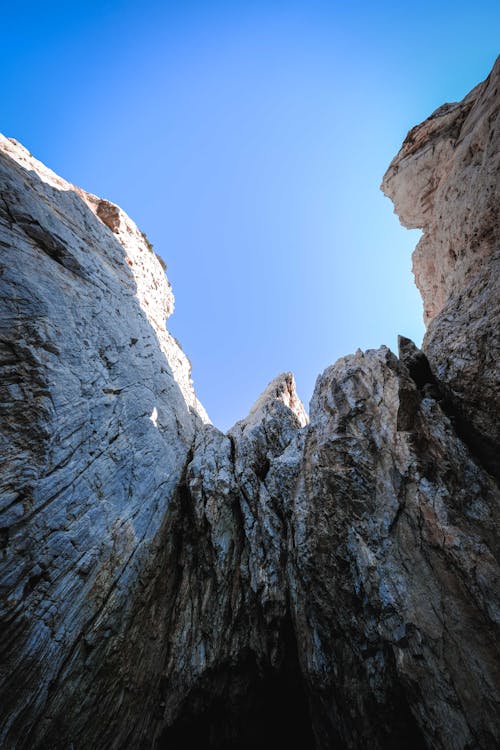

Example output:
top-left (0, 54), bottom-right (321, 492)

top-left (140, 230), bottom-right (154, 252)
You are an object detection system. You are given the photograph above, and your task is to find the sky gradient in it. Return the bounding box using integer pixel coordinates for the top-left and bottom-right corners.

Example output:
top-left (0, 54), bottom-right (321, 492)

top-left (2, 1), bottom-right (499, 429)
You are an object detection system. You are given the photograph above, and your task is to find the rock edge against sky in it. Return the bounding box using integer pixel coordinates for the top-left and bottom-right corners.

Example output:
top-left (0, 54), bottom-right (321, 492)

top-left (0, 58), bottom-right (498, 749)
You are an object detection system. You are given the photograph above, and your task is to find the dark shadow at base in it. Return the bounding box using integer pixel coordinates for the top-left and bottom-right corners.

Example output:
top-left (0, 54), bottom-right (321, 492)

top-left (160, 626), bottom-right (316, 749)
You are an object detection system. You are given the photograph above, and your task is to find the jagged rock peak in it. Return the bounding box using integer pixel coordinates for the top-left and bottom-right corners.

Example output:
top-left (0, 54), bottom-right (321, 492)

top-left (1, 59), bottom-right (499, 750)
top-left (232, 372), bottom-right (309, 431)
top-left (0, 133), bottom-right (208, 422)
top-left (381, 55), bottom-right (500, 325)
top-left (382, 57), bottom-right (500, 478)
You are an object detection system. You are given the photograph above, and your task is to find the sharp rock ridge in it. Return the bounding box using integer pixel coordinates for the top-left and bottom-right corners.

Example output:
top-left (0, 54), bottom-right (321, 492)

top-left (0, 60), bottom-right (499, 750)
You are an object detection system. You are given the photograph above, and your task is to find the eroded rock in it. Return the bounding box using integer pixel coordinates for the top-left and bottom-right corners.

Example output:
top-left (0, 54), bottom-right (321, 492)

top-left (1, 58), bottom-right (499, 749)
top-left (0, 134), bottom-right (207, 749)
top-left (382, 56), bottom-right (500, 479)
top-left (292, 346), bottom-right (499, 749)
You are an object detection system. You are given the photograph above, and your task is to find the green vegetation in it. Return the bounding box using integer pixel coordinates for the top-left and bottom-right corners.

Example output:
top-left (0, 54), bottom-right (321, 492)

top-left (140, 230), bottom-right (154, 252)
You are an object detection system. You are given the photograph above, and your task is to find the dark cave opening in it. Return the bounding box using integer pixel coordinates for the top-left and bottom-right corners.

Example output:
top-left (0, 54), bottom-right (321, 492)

top-left (159, 627), bottom-right (316, 749)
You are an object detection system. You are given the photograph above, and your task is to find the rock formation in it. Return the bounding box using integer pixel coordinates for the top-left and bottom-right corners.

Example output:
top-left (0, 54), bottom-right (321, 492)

top-left (382, 61), bottom-right (500, 479)
top-left (1, 58), bottom-right (499, 749)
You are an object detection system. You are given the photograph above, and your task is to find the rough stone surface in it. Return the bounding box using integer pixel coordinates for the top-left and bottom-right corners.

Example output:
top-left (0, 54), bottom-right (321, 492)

top-left (292, 346), bottom-right (499, 749)
top-left (158, 373), bottom-right (311, 748)
top-left (382, 56), bottom-right (500, 479)
top-left (1, 60), bottom-right (499, 750)
top-left (0, 134), bottom-right (207, 749)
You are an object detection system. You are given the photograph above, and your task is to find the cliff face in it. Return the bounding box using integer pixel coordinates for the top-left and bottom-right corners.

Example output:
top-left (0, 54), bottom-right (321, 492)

top-left (1, 60), bottom-right (499, 750)
top-left (0, 135), bottom-right (207, 748)
top-left (382, 57), bottom-right (500, 479)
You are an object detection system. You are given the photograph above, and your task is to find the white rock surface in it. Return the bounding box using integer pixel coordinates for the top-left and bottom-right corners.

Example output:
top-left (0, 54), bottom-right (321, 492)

top-left (382, 56), bottom-right (500, 479)
top-left (0, 134), bottom-right (207, 748)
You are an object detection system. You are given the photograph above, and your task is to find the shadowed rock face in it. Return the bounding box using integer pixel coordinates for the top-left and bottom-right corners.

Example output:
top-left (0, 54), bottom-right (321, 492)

top-left (293, 346), bottom-right (498, 749)
top-left (1, 60), bottom-right (499, 750)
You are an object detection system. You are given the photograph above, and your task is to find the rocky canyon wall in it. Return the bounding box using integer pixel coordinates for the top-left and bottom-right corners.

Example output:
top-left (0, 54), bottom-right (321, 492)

top-left (382, 60), bottom-right (500, 479)
top-left (0, 59), bottom-right (499, 749)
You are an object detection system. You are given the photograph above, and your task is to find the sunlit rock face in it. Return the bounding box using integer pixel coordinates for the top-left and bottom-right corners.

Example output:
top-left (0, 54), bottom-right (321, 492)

top-left (0, 135), bottom-right (207, 749)
top-left (0, 60), bottom-right (499, 750)
top-left (382, 56), bottom-right (500, 479)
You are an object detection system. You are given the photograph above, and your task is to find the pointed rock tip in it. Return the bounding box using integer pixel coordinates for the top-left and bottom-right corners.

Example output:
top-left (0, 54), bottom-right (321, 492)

top-left (247, 372), bottom-right (309, 427)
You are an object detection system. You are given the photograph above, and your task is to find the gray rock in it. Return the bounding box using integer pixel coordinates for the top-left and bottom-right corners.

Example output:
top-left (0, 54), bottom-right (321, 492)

top-left (1, 57), bottom-right (499, 749)
top-left (156, 373), bottom-right (311, 748)
top-left (293, 346), bottom-right (499, 749)
top-left (382, 56), bottom-right (500, 479)
top-left (0, 134), bottom-right (207, 749)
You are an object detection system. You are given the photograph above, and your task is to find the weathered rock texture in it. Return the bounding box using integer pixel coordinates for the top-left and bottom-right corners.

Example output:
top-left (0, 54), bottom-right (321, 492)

top-left (382, 56), bottom-right (500, 480)
top-left (0, 135), bottom-right (207, 749)
top-left (1, 59), bottom-right (499, 749)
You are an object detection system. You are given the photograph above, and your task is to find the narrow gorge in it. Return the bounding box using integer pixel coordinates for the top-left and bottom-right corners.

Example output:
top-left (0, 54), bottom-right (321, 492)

top-left (0, 58), bottom-right (498, 749)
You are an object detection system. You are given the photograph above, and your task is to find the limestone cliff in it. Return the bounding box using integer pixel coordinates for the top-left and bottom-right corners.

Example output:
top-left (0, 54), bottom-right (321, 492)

top-left (1, 59), bottom-right (499, 750)
top-left (382, 56), bottom-right (500, 479)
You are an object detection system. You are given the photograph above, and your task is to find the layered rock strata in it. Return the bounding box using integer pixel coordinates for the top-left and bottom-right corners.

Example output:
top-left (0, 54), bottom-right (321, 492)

top-left (1, 59), bottom-right (499, 749)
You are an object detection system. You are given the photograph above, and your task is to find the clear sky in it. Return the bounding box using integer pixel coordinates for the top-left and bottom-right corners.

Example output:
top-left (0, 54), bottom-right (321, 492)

top-left (2, 2), bottom-right (498, 429)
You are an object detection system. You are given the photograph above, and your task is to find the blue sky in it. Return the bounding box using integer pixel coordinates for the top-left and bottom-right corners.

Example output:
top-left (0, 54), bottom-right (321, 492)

top-left (2, 2), bottom-right (498, 429)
